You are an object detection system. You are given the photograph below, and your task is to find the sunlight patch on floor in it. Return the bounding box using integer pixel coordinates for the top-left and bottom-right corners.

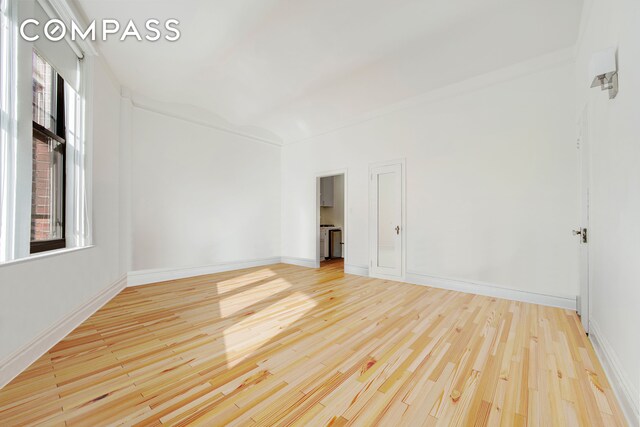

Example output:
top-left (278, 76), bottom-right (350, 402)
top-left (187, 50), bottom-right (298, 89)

top-left (218, 277), bottom-right (292, 317)
top-left (223, 291), bottom-right (317, 368)
top-left (216, 268), bottom-right (278, 294)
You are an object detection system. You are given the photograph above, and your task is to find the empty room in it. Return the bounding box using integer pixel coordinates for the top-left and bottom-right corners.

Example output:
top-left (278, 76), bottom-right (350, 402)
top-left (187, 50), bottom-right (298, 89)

top-left (0, 0), bottom-right (638, 425)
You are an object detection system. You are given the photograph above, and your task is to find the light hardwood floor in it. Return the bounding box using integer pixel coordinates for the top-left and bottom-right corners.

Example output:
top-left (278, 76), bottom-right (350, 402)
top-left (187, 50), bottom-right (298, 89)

top-left (0, 261), bottom-right (626, 426)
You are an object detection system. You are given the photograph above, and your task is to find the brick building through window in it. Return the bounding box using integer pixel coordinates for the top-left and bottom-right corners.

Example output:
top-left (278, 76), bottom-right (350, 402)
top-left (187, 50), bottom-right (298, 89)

top-left (30, 51), bottom-right (66, 253)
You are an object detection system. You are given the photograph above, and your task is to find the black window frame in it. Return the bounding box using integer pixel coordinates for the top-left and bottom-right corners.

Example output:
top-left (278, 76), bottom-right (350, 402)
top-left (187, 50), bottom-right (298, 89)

top-left (30, 71), bottom-right (66, 254)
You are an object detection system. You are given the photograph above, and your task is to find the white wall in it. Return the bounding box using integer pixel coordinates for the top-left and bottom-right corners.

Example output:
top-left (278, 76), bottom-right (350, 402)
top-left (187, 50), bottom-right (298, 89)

top-left (282, 56), bottom-right (578, 300)
top-left (130, 107), bottom-right (281, 271)
top-left (0, 58), bottom-right (122, 365)
top-left (575, 0), bottom-right (640, 421)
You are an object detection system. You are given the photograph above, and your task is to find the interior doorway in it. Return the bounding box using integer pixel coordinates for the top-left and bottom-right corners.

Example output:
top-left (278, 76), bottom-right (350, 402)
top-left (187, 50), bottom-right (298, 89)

top-left (316, 171), bottom-right (346, 271)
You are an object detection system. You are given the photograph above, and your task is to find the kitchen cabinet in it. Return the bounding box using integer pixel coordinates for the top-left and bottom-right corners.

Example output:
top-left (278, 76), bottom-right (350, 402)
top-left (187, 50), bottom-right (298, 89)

top-left (320, 176), bottom-right (334, 207)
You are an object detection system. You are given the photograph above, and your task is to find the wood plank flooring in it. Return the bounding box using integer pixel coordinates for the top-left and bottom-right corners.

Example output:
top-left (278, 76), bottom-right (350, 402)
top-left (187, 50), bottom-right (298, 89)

top-left (0, 261), bottom-right (627, 426)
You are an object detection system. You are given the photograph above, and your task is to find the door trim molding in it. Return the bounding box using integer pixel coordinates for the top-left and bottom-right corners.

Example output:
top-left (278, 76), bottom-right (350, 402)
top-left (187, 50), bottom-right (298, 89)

top-left (369, 158), bottom-right (406, 281)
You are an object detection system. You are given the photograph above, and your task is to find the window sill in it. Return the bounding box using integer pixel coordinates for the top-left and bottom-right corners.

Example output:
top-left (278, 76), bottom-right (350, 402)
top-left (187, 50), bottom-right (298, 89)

top-left (0, 245), bottom-right (95, 268)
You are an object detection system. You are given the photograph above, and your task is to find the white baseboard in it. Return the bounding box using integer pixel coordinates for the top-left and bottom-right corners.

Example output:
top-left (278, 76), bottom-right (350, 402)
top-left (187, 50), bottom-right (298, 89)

top-left (589, 320), bottom-right (639, 426)
top-left (405, 271), bottom-right (576, 310)
top-left (345, 264), bottom-right (369, 276)
top-left (0, 275), bottom-right (127, 389)
top-left (280, 256), bottom-right (318, 269)
top-left (127, 257), bottom-right (282, 287)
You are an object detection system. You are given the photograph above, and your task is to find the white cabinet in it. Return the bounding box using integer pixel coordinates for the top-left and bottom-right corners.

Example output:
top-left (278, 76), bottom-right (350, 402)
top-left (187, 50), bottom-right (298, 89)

top-left (320, 176), bottom-right (334, 207)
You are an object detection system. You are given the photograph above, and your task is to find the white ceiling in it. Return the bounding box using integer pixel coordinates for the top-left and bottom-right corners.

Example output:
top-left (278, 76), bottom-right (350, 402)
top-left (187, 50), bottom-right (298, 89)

top-left (75, 0), bottom-right (583, 144)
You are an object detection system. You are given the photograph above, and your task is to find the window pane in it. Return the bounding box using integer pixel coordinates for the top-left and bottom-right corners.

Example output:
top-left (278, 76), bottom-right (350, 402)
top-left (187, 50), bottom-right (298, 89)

top-left (30, 131), bottom-right (64, 242)
top-left (32, 51), bottom-right (57, 132)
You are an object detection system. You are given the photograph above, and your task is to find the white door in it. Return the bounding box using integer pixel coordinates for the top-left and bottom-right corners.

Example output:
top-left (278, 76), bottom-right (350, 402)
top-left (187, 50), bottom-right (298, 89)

top-left (370, 163), bottom-right (403, 278)
top-left (577, 107), bottom-right (590, 333)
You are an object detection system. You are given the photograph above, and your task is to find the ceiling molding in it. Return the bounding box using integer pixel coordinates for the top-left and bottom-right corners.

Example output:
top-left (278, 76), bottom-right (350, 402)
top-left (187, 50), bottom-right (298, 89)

top-left (128, 92), bottom-right (284, 147)
top-left (284, 47), bottom-right (576, 146)
top-left (575, 0), bottom-right (595, 53)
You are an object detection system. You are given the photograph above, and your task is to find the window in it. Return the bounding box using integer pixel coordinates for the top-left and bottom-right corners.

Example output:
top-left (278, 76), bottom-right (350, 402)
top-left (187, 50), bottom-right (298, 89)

top-left (1, 1), bottom-right (88, 263)
top-left (30, 51), bottom-right (66, 253)
top-left (0, 0), bottom-right (17, 263)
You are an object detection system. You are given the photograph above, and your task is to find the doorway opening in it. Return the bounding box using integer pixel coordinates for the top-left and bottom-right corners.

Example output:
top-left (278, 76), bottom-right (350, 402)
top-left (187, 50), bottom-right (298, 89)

top-left (316, 172), bottom-right (346, 272)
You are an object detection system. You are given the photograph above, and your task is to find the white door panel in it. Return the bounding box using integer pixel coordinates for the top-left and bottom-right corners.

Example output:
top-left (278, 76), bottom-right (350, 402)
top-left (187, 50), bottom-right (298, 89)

top-left (577, 107), bottom-right (590, 333)
top-left (370, 162), bottom-right (403, 278)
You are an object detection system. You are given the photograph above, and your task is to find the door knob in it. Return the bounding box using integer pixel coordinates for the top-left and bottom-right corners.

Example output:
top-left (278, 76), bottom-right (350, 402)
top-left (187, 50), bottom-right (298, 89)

top-left (573, 228), bottom-right (588, 243)
top-left (395, 225), bottom-right (400, 235)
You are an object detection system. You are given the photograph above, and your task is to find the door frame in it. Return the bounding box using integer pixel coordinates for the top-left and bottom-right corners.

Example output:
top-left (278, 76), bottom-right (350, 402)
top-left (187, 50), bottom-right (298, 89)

top-left (369, 158), bottom-right (406, 281)
top-left (315, 169), bottom-right (348, 268)
top-left (577, 104), bottom-right (591, 333)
